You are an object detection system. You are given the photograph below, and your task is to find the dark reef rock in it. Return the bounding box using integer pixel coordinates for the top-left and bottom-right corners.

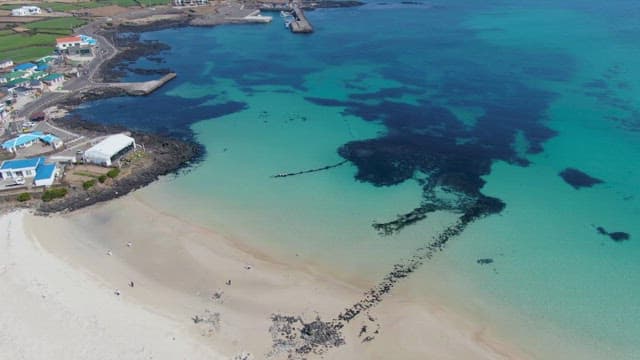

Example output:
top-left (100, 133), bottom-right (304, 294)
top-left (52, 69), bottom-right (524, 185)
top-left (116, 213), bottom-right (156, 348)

top-left (98, 31), bottom-right (172, 82)
top-left (477, 258), bottom-right (494, 265)
top-left (596, 226), bottom-right (631, 242)
top-left (271, 160), bottom-right (347, 179)
top-left (268, 314), bottom-right (344, 359)
top-left (609, 232), bottom-right (630, 242)
top-left (559, 168), bottom-right (604, 189)
top-left (127, 67), bottom-right (172, 76)
top-left (307, 83), bottom-right (552, 233)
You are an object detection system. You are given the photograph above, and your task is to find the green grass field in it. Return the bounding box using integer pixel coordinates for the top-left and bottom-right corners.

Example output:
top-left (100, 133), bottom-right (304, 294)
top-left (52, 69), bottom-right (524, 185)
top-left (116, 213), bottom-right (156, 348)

top-left (137, 0), bottom-right (170, 6)
top-left (0, 0), bottom-right (165, 12)
top-left (24, 17), bottom-right (87, 31)
top-left (0, 33), bottom-right (58, 52)
top-left (0, 0), bottom-right (170, 63)
top-left (0, 17), bottom-right (87, 63)
top-left (1, 46), bottom-right (52, 63)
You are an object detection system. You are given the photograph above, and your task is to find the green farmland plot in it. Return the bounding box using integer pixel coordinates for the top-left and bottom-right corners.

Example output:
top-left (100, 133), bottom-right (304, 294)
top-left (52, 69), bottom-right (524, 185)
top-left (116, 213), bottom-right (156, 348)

top-left (0, 17), bottom-right (87, 62)
top-left (0, 33), bottom-right (58, 53)
top-left (0, 0), bottom-right (157, 12)
top-left (1, 46), bottom-right (52, 63)
top-left (25, 17), bottom-right (87, 31)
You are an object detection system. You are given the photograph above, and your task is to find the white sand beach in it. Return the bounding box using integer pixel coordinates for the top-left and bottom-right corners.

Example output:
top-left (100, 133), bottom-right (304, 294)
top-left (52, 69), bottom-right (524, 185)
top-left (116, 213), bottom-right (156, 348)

top-left (0, 195), bottom-right (525, 359)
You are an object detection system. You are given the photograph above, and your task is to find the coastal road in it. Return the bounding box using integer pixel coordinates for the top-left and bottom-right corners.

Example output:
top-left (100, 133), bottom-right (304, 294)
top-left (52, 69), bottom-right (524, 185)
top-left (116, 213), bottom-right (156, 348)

top-left (16, 20), bottom-right (119, 121)
top-left (16, 91), bottom-right (71, 120)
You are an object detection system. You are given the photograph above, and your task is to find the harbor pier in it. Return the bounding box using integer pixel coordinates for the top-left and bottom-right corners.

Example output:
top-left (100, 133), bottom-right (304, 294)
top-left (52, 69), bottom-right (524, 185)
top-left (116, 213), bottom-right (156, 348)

top-left (95, 73), bottom-right (177, 96)
top-left (289, 2), bottom-right (313, 33)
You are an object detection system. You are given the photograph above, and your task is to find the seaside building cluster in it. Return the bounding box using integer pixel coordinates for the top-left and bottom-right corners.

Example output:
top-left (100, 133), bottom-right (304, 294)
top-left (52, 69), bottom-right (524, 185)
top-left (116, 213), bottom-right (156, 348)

top-left (0, 16), bottom-right (139, 202)
top-left (0, 33), bottom-right (97, 125)
top-left (0, 129), bottom-right (137, 195)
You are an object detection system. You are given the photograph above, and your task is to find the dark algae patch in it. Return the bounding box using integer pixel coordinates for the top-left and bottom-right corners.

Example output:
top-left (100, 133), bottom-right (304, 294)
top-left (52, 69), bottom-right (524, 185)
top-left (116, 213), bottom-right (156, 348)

top-left (477, 258), bottom-right (494, 265)
top-left (596, 226), bottom-right (631, 242)
top-left (305, 91), bottom-right (555, 234)
top-left (559, 168), bottom-right (604, 189)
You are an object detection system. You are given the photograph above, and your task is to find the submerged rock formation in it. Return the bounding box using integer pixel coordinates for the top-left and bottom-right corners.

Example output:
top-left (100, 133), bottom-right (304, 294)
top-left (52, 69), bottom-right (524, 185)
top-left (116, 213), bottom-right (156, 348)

top-left (559, 168), bottom-right (604, 189)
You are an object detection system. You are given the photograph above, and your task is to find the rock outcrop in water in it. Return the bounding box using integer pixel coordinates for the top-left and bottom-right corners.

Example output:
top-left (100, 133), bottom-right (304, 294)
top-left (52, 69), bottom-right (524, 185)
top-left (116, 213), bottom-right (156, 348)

top-left (271, 160), bottom-right (348, 179)
top-left (304, 93), bottom-right (553, 234)
top-left (559, 168), bottom-right (604, 189)
top-left (596, 226), bottom-right (631, 242)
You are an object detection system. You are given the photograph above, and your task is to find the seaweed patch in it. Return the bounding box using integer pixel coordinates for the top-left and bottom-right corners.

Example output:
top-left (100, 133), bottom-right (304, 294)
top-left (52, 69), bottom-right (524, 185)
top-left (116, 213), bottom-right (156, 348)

top-left (596, 226), bottom-right (631, 242)
top-left (305, 71), bottom-right (553, 233)
top-left (559, 168), bottom-right (604, 189)
top-left (477, 258), bottom-right (494, 265)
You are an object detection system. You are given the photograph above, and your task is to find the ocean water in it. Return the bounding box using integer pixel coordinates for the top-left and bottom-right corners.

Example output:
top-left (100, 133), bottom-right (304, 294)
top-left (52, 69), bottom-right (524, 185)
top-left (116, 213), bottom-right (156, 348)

top-left (72, 1), bottom-right (640, 358)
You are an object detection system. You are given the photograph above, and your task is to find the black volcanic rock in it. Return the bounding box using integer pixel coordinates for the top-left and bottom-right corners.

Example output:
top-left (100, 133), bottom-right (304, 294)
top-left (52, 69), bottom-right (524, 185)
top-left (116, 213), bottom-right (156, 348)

top-left (595, 226), bottom-right (631, 243)
top-left (559, 168), bottom-right (604, 189)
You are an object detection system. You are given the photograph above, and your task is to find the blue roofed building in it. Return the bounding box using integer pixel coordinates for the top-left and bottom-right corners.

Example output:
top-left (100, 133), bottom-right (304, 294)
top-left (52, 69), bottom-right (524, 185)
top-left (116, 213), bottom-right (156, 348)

top-left (0, 157), bottom-right (44, 179)
top-left (2, 131), bottom-right (64, 153)
top-left (14, 63), bottom-right (37, 73)
top-left (36, 63), bottom-right (49, 71)
top-left (39, 134), bottom-right (63, 149)
top-left (0, 157), bottom-right (58, 186)
top-left (2, 131), bottom-right (44, 152)
top-left (34, 162), bottom-right (57, 186)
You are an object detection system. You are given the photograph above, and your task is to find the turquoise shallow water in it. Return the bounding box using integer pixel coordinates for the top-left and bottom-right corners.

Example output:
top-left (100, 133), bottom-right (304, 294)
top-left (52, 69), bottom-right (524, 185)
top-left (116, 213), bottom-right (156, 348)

top-left (73, 1), bottom-right (640, 358)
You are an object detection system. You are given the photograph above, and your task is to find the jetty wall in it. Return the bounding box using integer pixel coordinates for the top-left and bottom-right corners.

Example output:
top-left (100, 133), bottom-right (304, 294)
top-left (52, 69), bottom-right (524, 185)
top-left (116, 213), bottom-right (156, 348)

top-left (290, 3), bottom-right (313, 33)
top-left (101, 73), bottom-right (176, 96)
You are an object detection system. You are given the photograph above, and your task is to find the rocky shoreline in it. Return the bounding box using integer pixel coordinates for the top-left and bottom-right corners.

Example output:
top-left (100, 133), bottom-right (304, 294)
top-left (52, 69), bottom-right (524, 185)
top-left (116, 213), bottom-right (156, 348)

top-left (97, 31), bottom-right (173, 83)
top-left (37, 117), bottom-right (204, 215)
top-left (26, 20), bottom-right (203, 215)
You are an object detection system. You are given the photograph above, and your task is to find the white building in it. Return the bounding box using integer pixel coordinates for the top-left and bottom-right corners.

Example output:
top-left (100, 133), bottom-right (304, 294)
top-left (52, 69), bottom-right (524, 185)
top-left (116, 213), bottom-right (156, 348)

top-left (0, 59), bottom-right (13, 70)
top-left (0, 104), bottom-right (8, 121)
top-left (83, 134), bottom-right (136, 166)
top-left (173, 0), bottom-right (208, 6)
top-left (11, 6), bottom-right (41, 16)
top-left (55, 35), bottom-right (96, 52)
top-left (55, 36), bottom-right (82, 51)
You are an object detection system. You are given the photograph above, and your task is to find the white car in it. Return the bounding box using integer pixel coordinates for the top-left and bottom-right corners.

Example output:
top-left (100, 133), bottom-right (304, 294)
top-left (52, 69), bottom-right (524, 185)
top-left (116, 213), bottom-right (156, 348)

top-left (14, 177), bottom-right (25, 185)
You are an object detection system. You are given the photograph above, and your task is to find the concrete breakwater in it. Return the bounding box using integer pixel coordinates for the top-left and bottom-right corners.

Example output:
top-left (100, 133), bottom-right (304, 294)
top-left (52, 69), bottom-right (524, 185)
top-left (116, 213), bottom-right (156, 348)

top-left (290, 3), bottom-right (313, 33)
top-left (94, 73), bottom-right (177, 96)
